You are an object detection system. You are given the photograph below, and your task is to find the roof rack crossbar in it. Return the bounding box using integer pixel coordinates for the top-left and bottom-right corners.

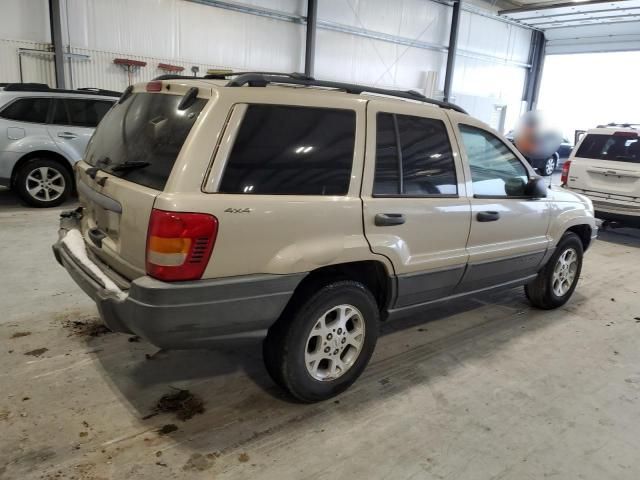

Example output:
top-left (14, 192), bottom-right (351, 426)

top-left (225, 73), bottom-right (468, 114)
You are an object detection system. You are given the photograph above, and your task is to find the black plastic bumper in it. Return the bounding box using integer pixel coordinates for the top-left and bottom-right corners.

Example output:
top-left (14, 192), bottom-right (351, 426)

top-left (53, 210), bottom-right (306, 349)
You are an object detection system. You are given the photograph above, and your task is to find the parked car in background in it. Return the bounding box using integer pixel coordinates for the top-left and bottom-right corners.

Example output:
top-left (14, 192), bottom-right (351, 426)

top-left (0, 83), bottom-right (120, 207)
top-left (505, 130), bottom-right (566, 176)
top-left (53, 73), bottom-right (596, 402)
top-left (563, 124), bottom-right (640, 227)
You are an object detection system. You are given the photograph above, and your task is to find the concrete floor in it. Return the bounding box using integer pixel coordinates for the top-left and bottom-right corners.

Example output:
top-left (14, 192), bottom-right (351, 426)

top-left (1, 184), bottom-right (640, 480)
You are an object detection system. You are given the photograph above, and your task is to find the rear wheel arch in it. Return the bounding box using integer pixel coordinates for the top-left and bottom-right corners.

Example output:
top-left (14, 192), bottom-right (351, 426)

top-left (282, 260), bottom-right (394, 322)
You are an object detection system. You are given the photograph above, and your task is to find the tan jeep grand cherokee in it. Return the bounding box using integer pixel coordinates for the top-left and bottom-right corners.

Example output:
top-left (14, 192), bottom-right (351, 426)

top-left (53, 73), bottom-right (597, 402)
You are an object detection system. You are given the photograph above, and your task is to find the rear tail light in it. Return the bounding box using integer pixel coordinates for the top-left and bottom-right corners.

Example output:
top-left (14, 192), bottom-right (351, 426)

top-left (146, 209), bottom-right (218, 281)
top-left (561, 160), bottom-right (571, 186)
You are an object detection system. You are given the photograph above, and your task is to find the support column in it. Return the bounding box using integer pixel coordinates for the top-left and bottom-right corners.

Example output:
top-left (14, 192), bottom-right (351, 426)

top-left (49, 0), bottom-right (66, 88)
top-left (523, 30), bottom-right (546, 111)
top-left (304, 0), bottom-right (318, 78)
top-left (443, 0), bottom-right (461, 103)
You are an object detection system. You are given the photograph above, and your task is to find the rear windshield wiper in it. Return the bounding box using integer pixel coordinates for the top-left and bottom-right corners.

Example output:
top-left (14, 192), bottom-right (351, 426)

top-left (111, 161), bottom-right (151, 172)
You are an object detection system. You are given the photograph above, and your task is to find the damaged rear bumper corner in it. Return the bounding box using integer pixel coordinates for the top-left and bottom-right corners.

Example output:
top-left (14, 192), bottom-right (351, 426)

top-left (52, 209), bottom-right (307, 349)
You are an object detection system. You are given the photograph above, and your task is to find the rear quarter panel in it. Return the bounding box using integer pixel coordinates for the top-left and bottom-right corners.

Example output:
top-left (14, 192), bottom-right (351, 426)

top-left (157, 86), bottom-right (394, 278)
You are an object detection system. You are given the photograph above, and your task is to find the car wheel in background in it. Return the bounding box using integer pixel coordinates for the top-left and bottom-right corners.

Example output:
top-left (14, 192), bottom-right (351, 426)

top-left (263, 280), bottom-right (379, 402)
top-left (541, 156), bottom-right (557, 176)
top-left (15, 158), bottom-right (73, 208)
top-left (525, 232), bottom-right (584, 309)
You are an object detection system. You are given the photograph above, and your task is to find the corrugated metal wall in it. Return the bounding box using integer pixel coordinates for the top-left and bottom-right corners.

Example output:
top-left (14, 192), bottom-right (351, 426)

top-left (0, 0), bottom-right (533, 129)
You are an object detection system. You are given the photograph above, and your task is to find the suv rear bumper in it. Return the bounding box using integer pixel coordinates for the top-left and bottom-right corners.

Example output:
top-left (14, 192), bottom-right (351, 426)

top-left (52, 211), bottom-right (305, 348)
top-left (595, 210), bottom-right (640, 228)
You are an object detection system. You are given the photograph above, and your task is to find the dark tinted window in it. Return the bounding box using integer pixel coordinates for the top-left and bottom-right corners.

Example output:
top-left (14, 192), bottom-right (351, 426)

top-left (85, 93), bottom-right (206, 191)
top-left (52, 99), bottom-right (113, 127)
top-left (576, 134), bottom-right (640, 163)
top-left (373, 113), bottom-right (457, 196)
top-left (0, 98), bottom-right (50, 123)
top-left (459, 125), bottom-right (528, 197)
top-left (219, 105), bottom-right (356, 195)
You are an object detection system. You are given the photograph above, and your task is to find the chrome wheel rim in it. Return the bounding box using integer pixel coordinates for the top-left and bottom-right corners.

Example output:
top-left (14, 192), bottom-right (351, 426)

top-left (552, 248), bottom-right (578, 297)
top-left (304, 304), bottom-right (365, 381)
top-left (545, 158), bottom-right (555, 175)
top-left (25, 166), bottom-right (65, 202)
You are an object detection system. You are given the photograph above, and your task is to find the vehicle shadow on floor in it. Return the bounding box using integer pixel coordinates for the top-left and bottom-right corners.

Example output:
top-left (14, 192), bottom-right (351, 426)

top-left (597, 226), bottom-right (640, 248)
top-left (0, 186), bottom-right (77, 212)
top-left (85, 285), bottom-right (578, 456)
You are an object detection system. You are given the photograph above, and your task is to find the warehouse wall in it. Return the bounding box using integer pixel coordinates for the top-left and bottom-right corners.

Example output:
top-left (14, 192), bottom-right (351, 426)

top-left (0, 0), bottom-right (532, 130)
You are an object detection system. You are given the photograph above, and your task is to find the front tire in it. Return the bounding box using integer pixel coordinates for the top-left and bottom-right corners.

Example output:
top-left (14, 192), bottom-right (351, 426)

top-left (263, 281), bottom-right (379, 402)
top-left (525, 232), bottom-right (583, 309)
top-left (14, 158), bottom-right (72, 207)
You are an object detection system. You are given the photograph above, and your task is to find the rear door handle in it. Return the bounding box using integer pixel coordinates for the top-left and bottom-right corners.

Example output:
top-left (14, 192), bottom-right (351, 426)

top-left (477, 211), bottom-right (500, 222)
top-left (375, 213), bottom-right (406, 226)
top-left (57, 132), bottom-right (78, 139)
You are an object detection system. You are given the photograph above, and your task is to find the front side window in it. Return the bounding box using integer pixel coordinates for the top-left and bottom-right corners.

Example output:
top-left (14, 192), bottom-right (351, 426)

top-left (373, 113), bottom-right (457, 196)
top-left (459, 125), bottom-right (529, 197)
top-left (52, 99), bottom-right (114, 127)
top-left (0, 98), bottom-right (50, 123)
top-left (219, 105), bottom-right (356, 195)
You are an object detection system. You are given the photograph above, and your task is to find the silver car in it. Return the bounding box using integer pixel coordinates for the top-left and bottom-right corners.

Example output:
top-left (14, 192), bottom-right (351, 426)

top-left (0, 83), bottom-right (119, 207)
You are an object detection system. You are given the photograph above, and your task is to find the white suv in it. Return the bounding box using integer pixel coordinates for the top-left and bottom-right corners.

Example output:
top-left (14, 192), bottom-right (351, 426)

top-left (0, 83), bottom-right (119, 207)
top-left (563, 124), bottom-right (640, 227)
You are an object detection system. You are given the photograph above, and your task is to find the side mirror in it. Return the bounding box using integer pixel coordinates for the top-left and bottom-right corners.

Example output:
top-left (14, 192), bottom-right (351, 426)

top-left (525, 177), bottom-right (548, 198)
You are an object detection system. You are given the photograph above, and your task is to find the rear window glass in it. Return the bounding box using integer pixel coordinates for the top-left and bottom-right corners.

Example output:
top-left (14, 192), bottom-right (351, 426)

top-left (0, 98), bottom-right (50, 123)
top-left (576, 134), bottom-right (640, 163)
top-left (85, 93), bottom-right (206, 190)
top-left (219, 105), bottom-right (356, 195)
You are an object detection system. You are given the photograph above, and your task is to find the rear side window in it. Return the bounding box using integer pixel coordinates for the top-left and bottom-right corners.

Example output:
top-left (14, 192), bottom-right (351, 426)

top-left (85, 93), bottom-right (207, 191)
top-left (373, 113), bottom-right (457, 196)
top-left (52, 98), bottom-right (113, 127)
top-left (0, 98), bottom-right (50, 123)
top-left (576, 134), bottom-right (640, 163)
top-left (219, 105), bottom-right (356, 195)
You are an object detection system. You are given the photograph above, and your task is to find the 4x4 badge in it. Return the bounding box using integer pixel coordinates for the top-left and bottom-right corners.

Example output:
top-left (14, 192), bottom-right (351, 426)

top-left (224, 208), bottom-right (252, 213)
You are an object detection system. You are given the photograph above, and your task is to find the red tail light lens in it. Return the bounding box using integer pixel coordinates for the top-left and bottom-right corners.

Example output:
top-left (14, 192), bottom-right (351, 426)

top-left (146, 81), bottom-right (162, 92)
top-left (561, 160), bottom-right (571, 186)
top-left (146, 209), bottom-right (218, 281)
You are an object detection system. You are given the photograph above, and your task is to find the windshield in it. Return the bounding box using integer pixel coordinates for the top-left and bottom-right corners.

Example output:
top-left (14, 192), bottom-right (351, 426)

top-left (575, 134), bottom-right (640, 164)
top-left (85, 92), bottom-right (207, 190)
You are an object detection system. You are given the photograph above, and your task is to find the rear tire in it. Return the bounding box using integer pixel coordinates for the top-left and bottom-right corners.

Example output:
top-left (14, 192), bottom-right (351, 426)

top-left (540, 156), bottom-right (557, 177)
top-left (525, 232), bottom-right (583, 309)
top-left (263, 280), bottom-right (379, 402)
top-left (14, 158), bottom-right (72, 208)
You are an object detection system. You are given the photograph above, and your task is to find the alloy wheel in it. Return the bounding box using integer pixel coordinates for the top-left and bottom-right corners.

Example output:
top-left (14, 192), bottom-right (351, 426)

top-left (25, 166), bottom-right (66, 203)
top-left (552, 247), bottom-right (578, 297)
top-left (304, 304), bottom-right (365, 381)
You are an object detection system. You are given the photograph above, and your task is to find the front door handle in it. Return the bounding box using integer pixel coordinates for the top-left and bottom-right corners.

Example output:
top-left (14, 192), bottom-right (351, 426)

top-left (57, 132), bottom-right (78, 139)
top-left (375, 213), bottom-right (406, 226)
top-left (477, 211), bottom-right (500, 222)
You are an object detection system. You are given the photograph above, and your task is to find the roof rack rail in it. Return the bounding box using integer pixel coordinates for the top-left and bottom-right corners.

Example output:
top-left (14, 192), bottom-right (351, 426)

top-left (152, 71), bottom-right (295, 81)
top-left (3, 83), bottom-right (51, 92)
top-left (224, 72), bottom-right (468, 114)
top-left (149, 71), bottom-right (467, 113)
top-left (596, 122), bottom-right (639, 129)
top-left (2, 83), bottom-right (121, 97)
